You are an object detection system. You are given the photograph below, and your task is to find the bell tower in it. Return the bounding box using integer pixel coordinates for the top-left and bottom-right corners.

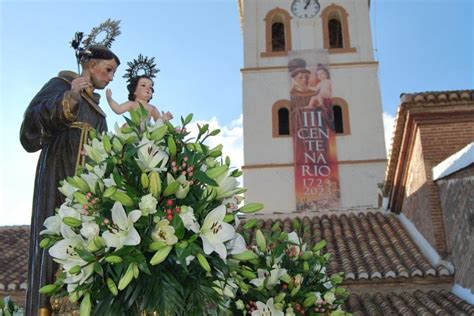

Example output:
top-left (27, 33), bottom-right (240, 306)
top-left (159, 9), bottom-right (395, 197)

top-left (239, 0), bottom-right (387, 213)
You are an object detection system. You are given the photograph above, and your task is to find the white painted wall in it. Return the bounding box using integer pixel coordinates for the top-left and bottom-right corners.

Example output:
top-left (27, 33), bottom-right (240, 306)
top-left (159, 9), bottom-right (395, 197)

top-left (245, 162), bottom-right (386, 214)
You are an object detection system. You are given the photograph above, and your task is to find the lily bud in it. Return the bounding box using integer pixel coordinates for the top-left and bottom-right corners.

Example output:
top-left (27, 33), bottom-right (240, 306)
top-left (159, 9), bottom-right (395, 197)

top-left (63, 217), bottom-right (82, 227)
top-left (118, 264), bottom-right (135, 290)
top-left (106, 277), bottom-right (118, 296)
top-left (197, 253), bottom-right (211, 272)
top-left (112, 137), bottom-right (123, 152)
top-left (104, 255), bottom-right (123, 264)
top-left (167, 136), bottom-right (177, 158)
top-left (103, 186), bottom-right (117, 198)
top-left (149, 240), bottom-right (167, 251)
top-left (39, 284), bottom-right (58, 295)
top-left (206, 165), bottom-right (228, 179)
top-left (239, 203), bottom-right (264, 214)
top-left (163, 181), bottom-right (180, 197)
top-left (80, 292), bottom-right (91, 316)
top-left (274, 292), bottom-right (286, 303)
top-left (111, 191), bottom-right (134, 207)
top-left (141, 172), bottom-right (149, 189)
top-left (243, 218), bottom-right (258, 229)
top-left (102, 134), bottom-right (112, 154)
top-left (149, 171), bottom-right (161, 197)
top-left (73, 192), bottom-right (89, 205)
top-left (133, 263), bottom-right (139, 279)
top-left (232, 250), bottom-right (259, 261)
top-left (240, 270), bottom-right (257, 279)
top-left (150, 245), bottom-right (173, 265)
top-left (255, 229), bottom-right (266, 252)
top-left (302, 251), bottom-right (313, 260)
top-left (223, 214), bottom-right (234, 223)
top-left (39, 238), bottom-right (50, 249)
top-left (150, 125), bottom-right (168, 141)
top-left (303, 295), bottom-right (316, 308)
top-left (73, 176), bottom-right (90, 192)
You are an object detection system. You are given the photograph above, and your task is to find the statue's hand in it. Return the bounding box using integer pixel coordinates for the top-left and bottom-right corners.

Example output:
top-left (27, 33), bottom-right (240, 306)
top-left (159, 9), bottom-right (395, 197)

top-left (162, 111), bottom-right (173, 121)
top-left (106, 88), bottom-right (113, 101)
top-left (71, 77), bottom-right (92, 102)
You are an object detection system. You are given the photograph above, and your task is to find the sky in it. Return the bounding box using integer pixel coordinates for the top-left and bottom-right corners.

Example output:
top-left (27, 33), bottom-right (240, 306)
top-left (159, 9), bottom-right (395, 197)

top-left (0, 0), bottom-right (472, 225)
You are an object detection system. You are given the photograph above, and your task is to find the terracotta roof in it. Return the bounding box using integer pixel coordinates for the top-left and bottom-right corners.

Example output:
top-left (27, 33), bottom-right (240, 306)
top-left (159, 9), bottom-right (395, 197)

top-left (384, 89), bottom-right (474, 196)
top-left (346, 289), bottom-right (474, 316)
top-left (240, 211), bottom-right (452, 281)
top-left (0, 226), bottom-right (29, 292)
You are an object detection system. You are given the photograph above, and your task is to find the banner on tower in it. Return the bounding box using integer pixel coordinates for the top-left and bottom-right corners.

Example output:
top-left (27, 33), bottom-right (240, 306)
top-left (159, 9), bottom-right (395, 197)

top-left (288, 50), bottom-right (340, 211)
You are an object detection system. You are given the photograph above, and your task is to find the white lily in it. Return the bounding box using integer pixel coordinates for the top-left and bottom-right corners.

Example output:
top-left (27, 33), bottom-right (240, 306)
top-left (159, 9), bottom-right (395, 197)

top-left (103, 173), bottom-right (117, 188)
top-left (139, 193), bottom-right (158, 216)
top-left (80, 221), bottom-right (100, 240)
top-left (92, 164), bottom-right (107, 178)
top-left (80, 173), bottom-right (101, 194)
top-left (49, 231), bottom-right (86, 263)
top-left (213, 173), bottom-right (241, 199)
top-left (179, 206), bottom-right (200, 233)
top-left (40, 203), bottom-right (84, 237)
top-left (102, 202), bottom-right (141, 249)
top-left (151, 219), bottom-right (178, 245)
top-left (250, 267), bottom-right (287, 289)
top-left (58, 181), bottom-right (78, 200)
top-left (227, 233), bottom-right (247, 255)
top-left (135, 136), bottom-right (169, 172)
top-left (200, 205), bottom-right (235, 259)
top-left (84, 138), bottom-right (108, 163)
top-left (287, 232), bottom-right (301, 245)
top-left (212, 279), bottom-right (237, 298)
top-left (114, 122), bottom-right (136, 143)
top-left (167, 174), bottom-right (190, 199)
top-left (252, 298), bottom-right (284, 316)
top-left (324, 291), bottom-right (336, 304)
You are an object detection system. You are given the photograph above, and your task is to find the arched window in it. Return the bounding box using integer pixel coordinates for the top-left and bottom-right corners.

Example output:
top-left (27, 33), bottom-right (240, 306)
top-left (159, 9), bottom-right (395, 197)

top-left (262, 8), bottom-right (292, 57)
top-left (328, 18), bottom-right (343, 48)
top-left (271, 22), bottom-right (285, 51)
top-left (272, 100), bottom-right (291, 137)
top-left (321, 4), bottom-right (356, 54)
top-left (331, 98), bottom-right (351, 135)
top-left (278, 107), bottom-right (290, 135)
top-left (333, 105), bottom-right (344, 133)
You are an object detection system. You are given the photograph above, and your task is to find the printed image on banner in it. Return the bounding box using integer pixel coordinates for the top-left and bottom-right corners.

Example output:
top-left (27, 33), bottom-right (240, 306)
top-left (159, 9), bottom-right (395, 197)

top-left (288, 50), bottom-right (340, 211)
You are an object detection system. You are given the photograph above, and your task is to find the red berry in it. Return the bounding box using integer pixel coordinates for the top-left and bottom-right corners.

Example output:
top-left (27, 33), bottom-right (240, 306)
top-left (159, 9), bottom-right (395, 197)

top-left (166, 199), bottom-right (173, 206)
top-left (167, 214), bottom-right (173, 221)
top-left (166, 209), bottom-right (172, 214)
top-left (171, 161), bottom-right (177, 167)
top-left (181, 171), bottom-right (187, 176)
top-left (187, 166), bottom-right (194, 172)
top-left (188, 172), bottom-right (193, 177)
top-left (183, 156), bottom-right (188, 162)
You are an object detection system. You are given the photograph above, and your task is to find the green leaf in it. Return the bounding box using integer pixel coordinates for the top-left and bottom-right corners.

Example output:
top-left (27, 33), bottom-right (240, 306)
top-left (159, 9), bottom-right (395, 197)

top-left (193, 170), bottom-right (218, 186)
top-left (94, 262), bottom-right (104, 276)
top-left (184, 113), bottom-right (193, 125)
top-left (123, 144), bottom-right (138, 161)
top-left (76, 248), bottom-right (95, 263)
top-left (171, 214), bottom-right (185, 239)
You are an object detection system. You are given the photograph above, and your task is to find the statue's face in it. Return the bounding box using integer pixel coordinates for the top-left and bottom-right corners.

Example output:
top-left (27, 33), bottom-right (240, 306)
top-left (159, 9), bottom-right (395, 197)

top-left (89, 59), bottom-right (118, 89)
top-left (134, 77), bottom-right (153, 102)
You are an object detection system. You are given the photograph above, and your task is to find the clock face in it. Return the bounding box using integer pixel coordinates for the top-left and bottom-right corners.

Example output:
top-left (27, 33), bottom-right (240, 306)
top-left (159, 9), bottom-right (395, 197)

top-left (291, 0), bottom-right (321, 18)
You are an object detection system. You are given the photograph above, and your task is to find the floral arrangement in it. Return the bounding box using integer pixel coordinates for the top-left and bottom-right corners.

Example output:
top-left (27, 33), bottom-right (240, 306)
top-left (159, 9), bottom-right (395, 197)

top-left (39, 107), bottom-right (262, 315)
top-left (228, 219), bottom-right (348, 316)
